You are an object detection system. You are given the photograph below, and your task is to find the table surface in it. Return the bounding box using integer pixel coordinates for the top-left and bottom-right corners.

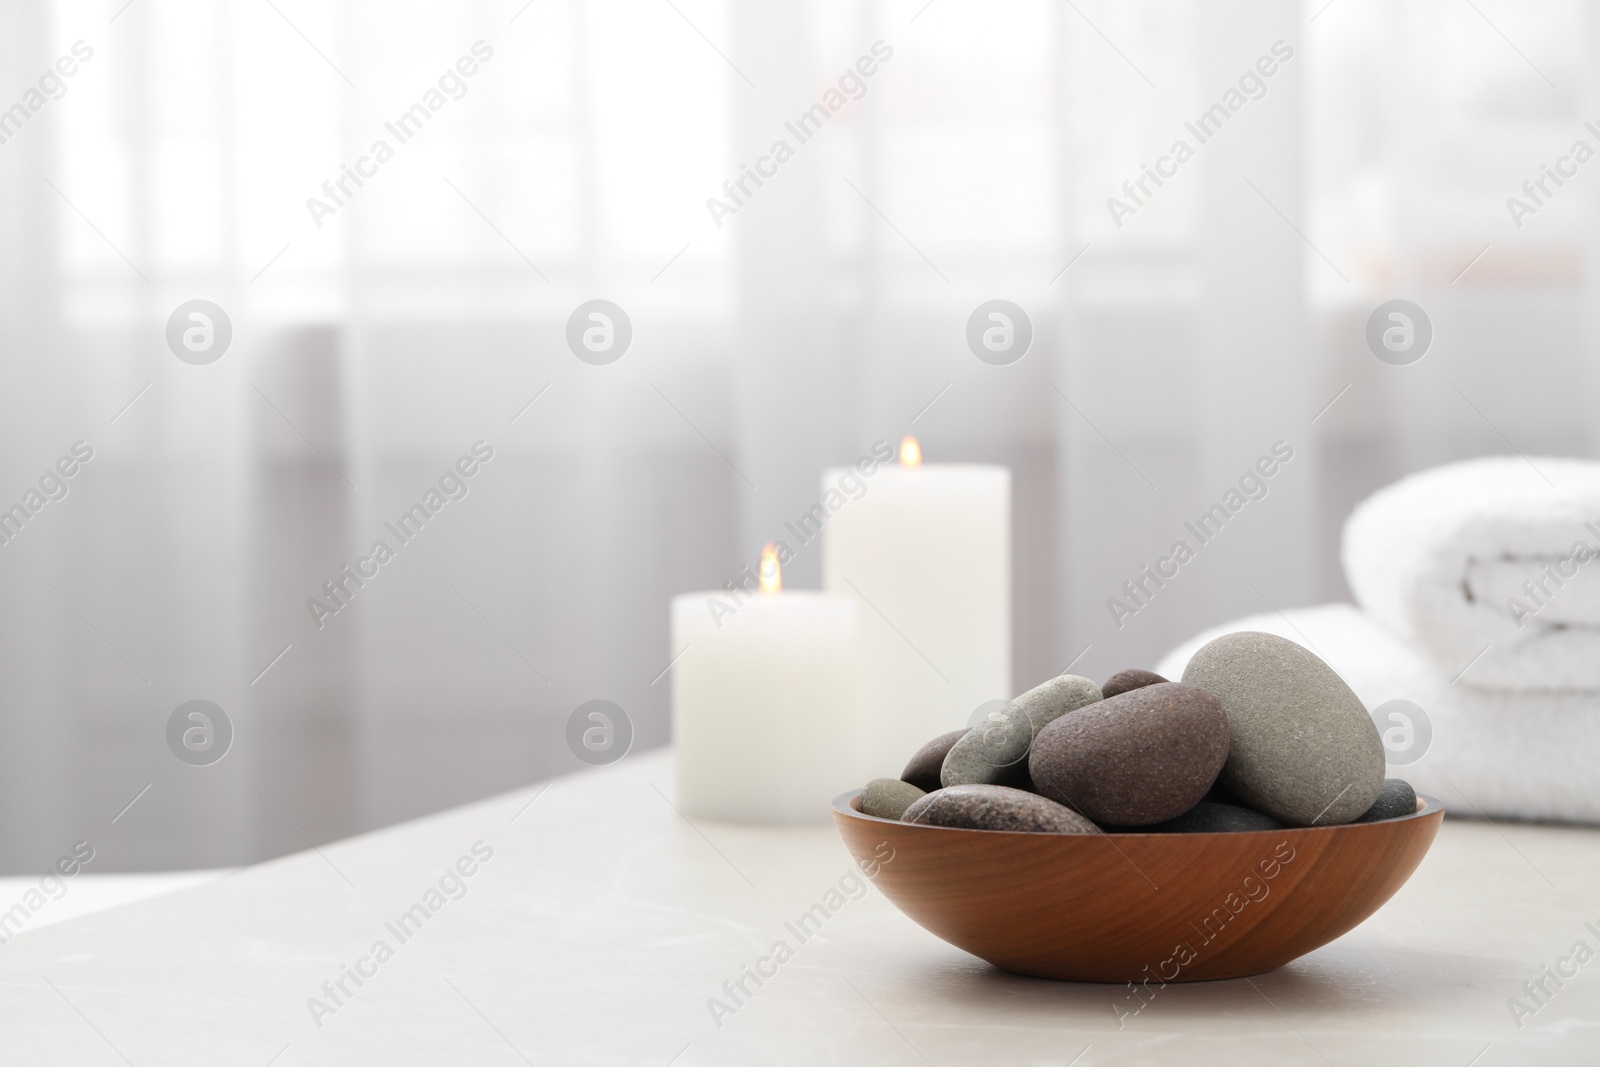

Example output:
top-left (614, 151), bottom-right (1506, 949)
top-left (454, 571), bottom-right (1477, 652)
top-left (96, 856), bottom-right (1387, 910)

top-left (0, 871), bottom-right (227, 936)
top-left (1, 750), bottom-right (1596, 1065)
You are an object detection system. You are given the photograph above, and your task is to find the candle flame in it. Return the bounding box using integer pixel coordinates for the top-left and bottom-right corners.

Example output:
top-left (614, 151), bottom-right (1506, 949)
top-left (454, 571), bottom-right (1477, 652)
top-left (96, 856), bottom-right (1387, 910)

top-left (759, 543), bottom-right (781, 594)
top-left (899, 435), bottom-right (922, 468)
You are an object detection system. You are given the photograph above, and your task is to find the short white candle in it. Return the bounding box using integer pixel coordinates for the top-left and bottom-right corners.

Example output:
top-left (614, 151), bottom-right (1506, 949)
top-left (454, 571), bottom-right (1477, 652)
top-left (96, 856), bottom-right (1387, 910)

top-left (671, 549), bottom-right (860, 823)
top-left (823, 438), bottom-right (1010, 775)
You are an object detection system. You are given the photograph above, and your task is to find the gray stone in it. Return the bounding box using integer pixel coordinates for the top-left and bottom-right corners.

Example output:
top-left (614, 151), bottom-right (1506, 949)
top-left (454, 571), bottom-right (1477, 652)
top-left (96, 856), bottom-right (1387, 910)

top-left (1143, 801), bottom-right (1284, 834)
top-left (902, 784), bottom-right (1100, 834)
top-left (1101, 669), bottom-right (1168, 699)
top-left (1356, 778), bottom-right (1418, 823)
top-left (900, 729), bottom-right (968, 793)
top-left (1029, 682), bottom-right (1230, 826)
top-left (938, 705), bottom-right (1032, 788)
top-left (1012, 673), bottom-right (1104, 734)
top-left (860, 778), bottom-right (926, 820)
top-left (941, 674), bottom-right (1101, 788)
top-left (1203, 779), bottom-right (1243, 806)
top-left (1182, 631), bottom-right (1385, 827)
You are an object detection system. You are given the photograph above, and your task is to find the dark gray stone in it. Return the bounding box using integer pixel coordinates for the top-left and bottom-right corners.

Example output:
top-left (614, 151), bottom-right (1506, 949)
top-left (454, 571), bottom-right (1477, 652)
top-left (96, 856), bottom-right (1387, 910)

top-left (1101, 669), bottom-right (1168, 699)
top-left (900, 729), bottom-right (967, 793)
top-left (860, 778), bottom-right (926, 820)
top-left (1356, 778), bottom-right (1418, 823)
top-left (902, 784), bottom-right (1100, 834)
top-left (1029, 682), bottom-right (1230, 826)
top-left (941, 674), bottom-right (1101, 788)
top-left (1203, 779), bottom-right (1243, 806)
top-left (1142, 801), bottom-right (1284, 833)
top-left (1182, 631), bottom-right (1385, 827)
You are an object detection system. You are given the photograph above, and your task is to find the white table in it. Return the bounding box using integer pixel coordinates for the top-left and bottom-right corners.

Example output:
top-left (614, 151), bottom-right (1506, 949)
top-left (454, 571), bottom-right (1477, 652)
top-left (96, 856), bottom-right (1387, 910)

top-left (1, 750), bottom-right (1595, 1065)
top-left (0, 870), bottom-right (227, 937)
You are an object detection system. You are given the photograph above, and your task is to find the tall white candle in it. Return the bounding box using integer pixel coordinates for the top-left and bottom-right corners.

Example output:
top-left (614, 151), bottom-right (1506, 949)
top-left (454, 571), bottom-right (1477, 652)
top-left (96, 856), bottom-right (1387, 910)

top-left (672, 549), bottom-right (860, 823)
top-left (823, 438), bottom-right (1010, 776)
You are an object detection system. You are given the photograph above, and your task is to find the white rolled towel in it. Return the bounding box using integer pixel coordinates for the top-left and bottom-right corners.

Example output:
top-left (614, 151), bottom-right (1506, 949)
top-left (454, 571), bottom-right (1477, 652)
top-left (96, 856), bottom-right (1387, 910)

top-left (1342, 456), bottom-right (1600, 691)
top-left (1157, 604), bottom-right (1600, 825)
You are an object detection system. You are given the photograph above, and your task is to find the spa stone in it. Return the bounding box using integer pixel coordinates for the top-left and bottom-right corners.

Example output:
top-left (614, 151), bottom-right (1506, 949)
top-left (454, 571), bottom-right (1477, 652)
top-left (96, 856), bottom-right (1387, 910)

top-left (940, 674), bottom-right (1101, 788)
top-left (1011, 673), bottom-right (1103, 734)
top-left (1145, 801), bottom-right (1283, 833)
top-left (902, 784), bottom-right (1100, 835)
top-left (901, 729), bottom-right (968, 793)
top-left (860, 778), bottom-right (926, 820)
top-left (1356, 778), bottom-right (1418, 823)
top-left (1182, 631), bottom-right (1385, 827)
top-left (1028, 682), bottom-right (1229, 826)
top-left (1203, 779), bottom-right (1244, 806)
top-left (1101, 668), bottom-right (1168, 699)
top-left (939, 706), bottom-right (1031, 788)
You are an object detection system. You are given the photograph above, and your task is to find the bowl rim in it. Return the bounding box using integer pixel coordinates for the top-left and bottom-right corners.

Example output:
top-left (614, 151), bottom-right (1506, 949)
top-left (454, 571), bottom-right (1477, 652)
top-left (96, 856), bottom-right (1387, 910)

top-left (832, 788), bottom-right (1445, 837)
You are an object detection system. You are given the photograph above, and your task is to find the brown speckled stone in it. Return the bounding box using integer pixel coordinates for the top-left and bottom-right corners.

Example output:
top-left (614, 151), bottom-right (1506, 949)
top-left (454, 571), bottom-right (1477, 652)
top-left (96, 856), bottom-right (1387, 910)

top-left (900, 729), bottom-right (968, 793)
top-left (902, 785), bottom-right (1100, 835)
top-left (1101, 669), bottom-right (1168, 699)
top-left (1182, 631), bottom-right (1385, 827)
top-left (860, 778), bottom-right (926, 820)
top-left (1028, 682), bottom-right (1229, 826)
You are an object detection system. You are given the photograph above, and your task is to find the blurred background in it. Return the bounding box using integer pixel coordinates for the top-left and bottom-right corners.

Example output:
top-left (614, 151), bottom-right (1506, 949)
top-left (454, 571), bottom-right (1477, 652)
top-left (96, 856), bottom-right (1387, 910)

top-left (0, 0), bottom-right (1592, 870)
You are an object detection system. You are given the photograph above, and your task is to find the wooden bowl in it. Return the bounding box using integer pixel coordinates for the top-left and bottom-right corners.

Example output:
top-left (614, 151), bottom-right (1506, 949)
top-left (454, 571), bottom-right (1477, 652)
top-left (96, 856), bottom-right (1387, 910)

top-left (833, 790), bottom-right (1443, 982)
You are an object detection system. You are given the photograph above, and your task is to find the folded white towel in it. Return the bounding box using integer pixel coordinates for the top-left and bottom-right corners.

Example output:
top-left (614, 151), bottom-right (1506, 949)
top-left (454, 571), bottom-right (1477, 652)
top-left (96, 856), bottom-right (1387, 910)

top-left (1342, 456), bottom-right (1600, 691)
top-left (1157, 604), bottom-right (1600, 825)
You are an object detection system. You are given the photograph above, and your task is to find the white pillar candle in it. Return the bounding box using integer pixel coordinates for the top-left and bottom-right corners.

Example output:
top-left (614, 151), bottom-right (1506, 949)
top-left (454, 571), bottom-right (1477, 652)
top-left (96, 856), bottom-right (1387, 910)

top-left (823, 438), bottom-right (1010, 775)
top-left (671, 549), bottom-right (860, 823)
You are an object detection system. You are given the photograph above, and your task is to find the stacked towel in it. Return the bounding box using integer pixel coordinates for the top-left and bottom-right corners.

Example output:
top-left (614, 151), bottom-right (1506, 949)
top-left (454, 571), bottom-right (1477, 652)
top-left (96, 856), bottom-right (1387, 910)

top-left (1158, 456), bottom-right (1600, 824)
top-left (1342, 456), bottom-right (1600, 691)
top-left (1157, 605), bottom-right (1600, 824)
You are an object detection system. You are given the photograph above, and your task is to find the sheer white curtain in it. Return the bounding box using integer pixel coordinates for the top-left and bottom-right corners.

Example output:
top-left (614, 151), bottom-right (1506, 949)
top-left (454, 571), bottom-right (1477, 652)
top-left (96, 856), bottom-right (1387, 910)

top-left (0, 0), bottom-right (1591, 869)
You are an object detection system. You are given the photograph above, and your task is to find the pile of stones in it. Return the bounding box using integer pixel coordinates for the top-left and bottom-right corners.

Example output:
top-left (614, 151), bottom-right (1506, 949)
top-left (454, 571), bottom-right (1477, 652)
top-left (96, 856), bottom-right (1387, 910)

top-left (859, 631), bottom-right (1417, 834)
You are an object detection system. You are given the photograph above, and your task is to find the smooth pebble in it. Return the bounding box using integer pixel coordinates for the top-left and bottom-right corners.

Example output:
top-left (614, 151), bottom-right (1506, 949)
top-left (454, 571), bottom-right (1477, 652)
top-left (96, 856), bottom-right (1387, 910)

top-left (860, 777), bottom-right (926, 820)
top-left (1182, 631), bottom-right (1384, 827)
top-left (1356, 778), bottom-right (1418, 823)
top-left (1144, 801), bottom-right (1284, 834)
top-left (941, 675), bottom-right (1101, 788)
top-left (1029, 682), bottom-right (1229, 826)
top-left (900, 729), bottom-right (968, 793)
top-left (1101, 669), bottom-right (1168, 699)
top-left (902, 784), bottom-right (1100, 835)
